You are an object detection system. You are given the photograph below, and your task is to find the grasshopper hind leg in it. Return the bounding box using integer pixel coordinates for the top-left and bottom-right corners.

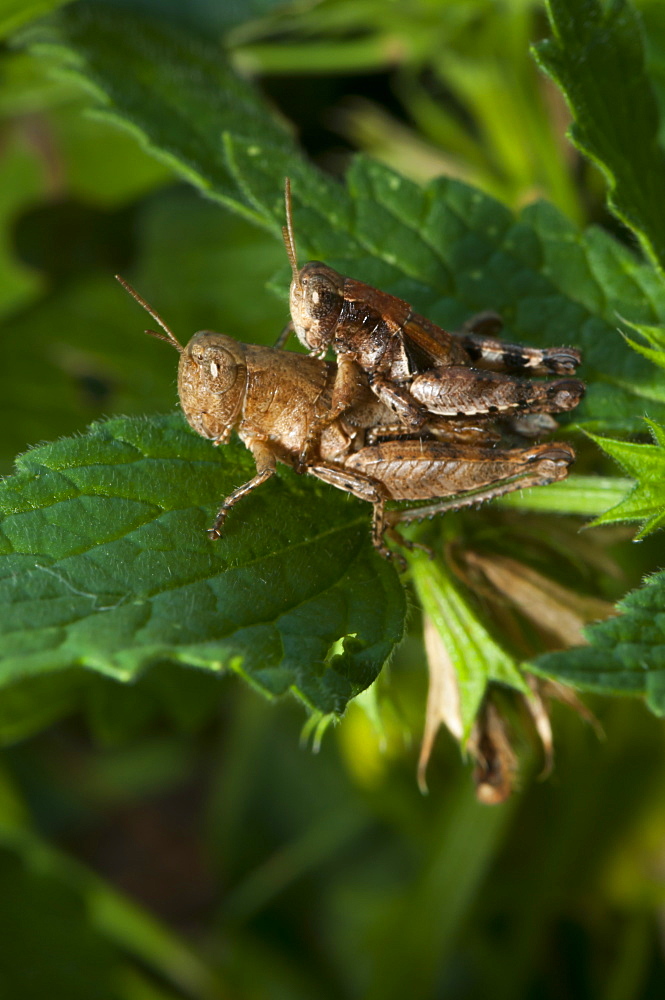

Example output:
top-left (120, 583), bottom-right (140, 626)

top-left (457, 312), bottom-right (581, 377)
top-left (306, 461), bottom-right (404, 563)
top-left (384, 443), bottom-right (575, 533)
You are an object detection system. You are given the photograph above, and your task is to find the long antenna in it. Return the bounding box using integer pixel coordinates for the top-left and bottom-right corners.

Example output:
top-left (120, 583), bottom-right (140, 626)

top-left (115, 275), bottom-right (184, 353)
top-left (282, 177), bottom-right (300, 281)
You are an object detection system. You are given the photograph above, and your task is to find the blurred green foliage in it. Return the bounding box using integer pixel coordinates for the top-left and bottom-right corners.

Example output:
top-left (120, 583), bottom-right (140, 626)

top-left (1, 0), bottom-right (665, 997)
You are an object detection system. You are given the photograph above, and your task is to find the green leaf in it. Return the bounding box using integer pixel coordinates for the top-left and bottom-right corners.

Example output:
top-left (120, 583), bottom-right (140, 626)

top-left (19, 2), bottom-right (296, 229)
top-left (409, 550), bottom-right (527, 739)
top-left (0, 0), bottom-right (69, 39)
top-left (0, 414), bottom-right (405, 715)
top-left (20, 1), bottom-right (665, 432)
top-left (621, 316), bottom-right (665, 372)
top-left (0, 49), bottom-right (170, 203)
top-left (586, 420), bottom-right (665, 537)
top-left (534, 0), bottom-right (665, 274)
top-left (533, 569), bottom-right (665, 716)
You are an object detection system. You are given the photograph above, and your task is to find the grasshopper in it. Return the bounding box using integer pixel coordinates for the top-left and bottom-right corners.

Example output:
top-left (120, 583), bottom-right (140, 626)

top-left (281, 180), bottom-right (584, 455)
top-left (118, 278), bottom-right (576, 559)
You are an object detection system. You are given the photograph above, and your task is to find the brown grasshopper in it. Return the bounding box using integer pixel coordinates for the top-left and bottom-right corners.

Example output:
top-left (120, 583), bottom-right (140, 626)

top-left (117, 278), bottom-right (576, 559)
top-left (281, 180), bottom-right (584, 454)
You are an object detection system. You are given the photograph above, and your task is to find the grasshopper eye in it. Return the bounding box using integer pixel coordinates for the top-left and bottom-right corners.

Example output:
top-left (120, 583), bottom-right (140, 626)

top-left (289, 261), bottom-right (342, 352)
top-left (303, 273), bottom-right (339, 320)
top-left (205, 348), bottom-right (241, 392)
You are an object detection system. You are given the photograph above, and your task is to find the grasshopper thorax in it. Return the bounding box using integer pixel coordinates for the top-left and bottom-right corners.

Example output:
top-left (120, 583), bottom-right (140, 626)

top-left (178, 332), bottom-right (248, 442)
top-left (290, 261), bottom-right (344, 356)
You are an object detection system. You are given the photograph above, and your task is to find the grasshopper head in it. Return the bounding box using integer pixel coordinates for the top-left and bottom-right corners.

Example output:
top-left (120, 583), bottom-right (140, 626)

top-left (289, 261), bottom-right (344, 355)
top-left (178, 332), bottom-right (248, 442)
top-left (115, 276), bottom-right (248, 443)
top-left (282, 178), bottom-right (344, 355)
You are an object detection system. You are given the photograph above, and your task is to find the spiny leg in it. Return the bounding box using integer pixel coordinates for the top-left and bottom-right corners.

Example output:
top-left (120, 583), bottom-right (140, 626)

top-left (371, 502), bottom-right (430, 566)
top-left (208, 440), bottom-right (276, 539)
top-left (383, 444), bottom-right (574, 530)
top-left (342, 439), bottom-right (574, 537)
top-left (356, 441), bottom-right (572, 557)
top-left (369, 498), bottom-right (393, 561)
top-left (306, 461), bottom-right (402, 562)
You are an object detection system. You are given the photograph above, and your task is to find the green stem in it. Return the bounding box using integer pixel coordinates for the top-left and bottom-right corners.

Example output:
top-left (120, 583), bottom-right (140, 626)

top-left (495, 475), bottom-right (633, 515)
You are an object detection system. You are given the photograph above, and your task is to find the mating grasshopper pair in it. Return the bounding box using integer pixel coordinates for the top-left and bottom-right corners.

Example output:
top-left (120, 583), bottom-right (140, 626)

top-left (281, 179), bottom-right (582, 461)
top-left (118, 182), bottom-right (583, 559)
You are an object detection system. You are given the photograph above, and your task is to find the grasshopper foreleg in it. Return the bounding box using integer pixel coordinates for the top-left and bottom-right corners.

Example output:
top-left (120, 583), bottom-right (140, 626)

top-left (208, 439), bottom-right (276, 540)
top-left (298, 357), bottom-right (374, 469)
top-left (367, 374), bottom-right (428, 429)
top-left (273, 319), bottom-right (294, 349)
